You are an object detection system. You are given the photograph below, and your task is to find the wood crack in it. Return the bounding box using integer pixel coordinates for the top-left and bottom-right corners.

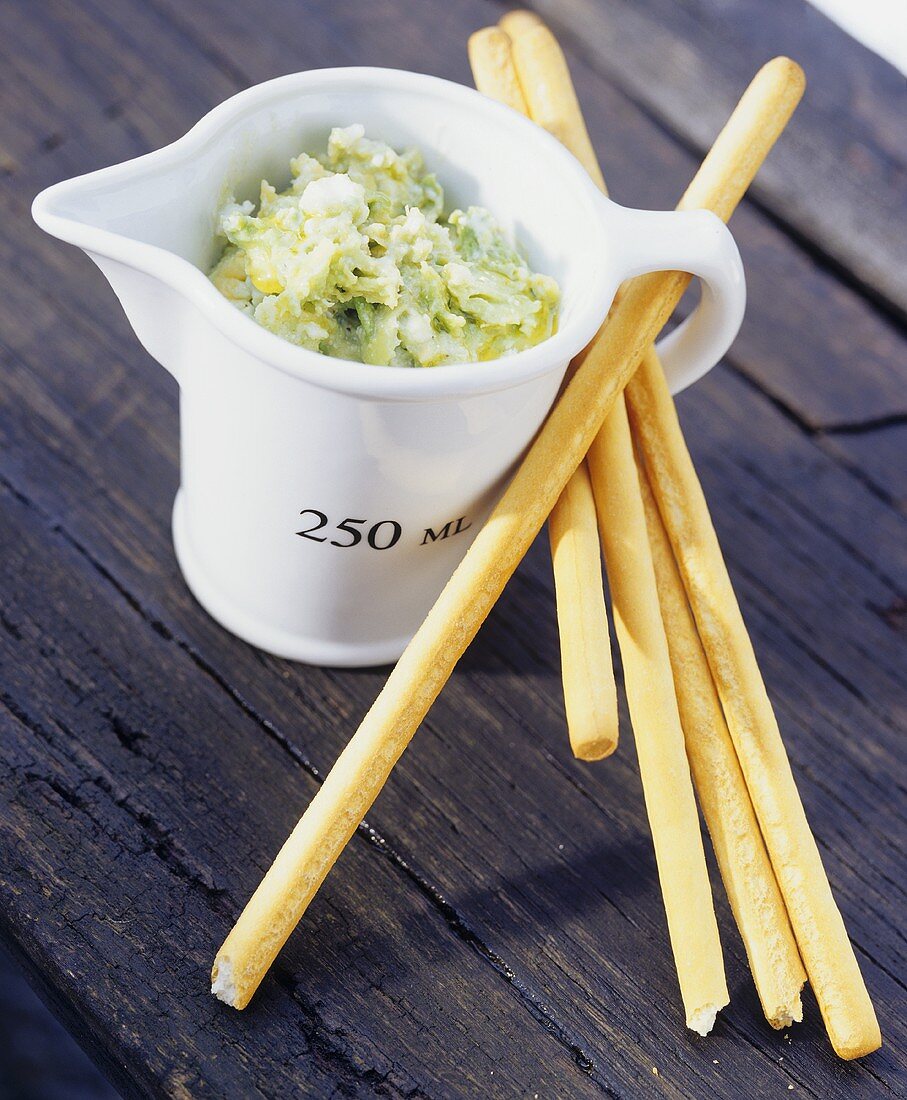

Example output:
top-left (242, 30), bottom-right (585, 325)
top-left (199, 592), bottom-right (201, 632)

top-left (0, 700), bottom-right (487, 1100)
top-left (724, 354), bottom-right (907, 451)
top-left (820, 413), bottom-right (907, 436)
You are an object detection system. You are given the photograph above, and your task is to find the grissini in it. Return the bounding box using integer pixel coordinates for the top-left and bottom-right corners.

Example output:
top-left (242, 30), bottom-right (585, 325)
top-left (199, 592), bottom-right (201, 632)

top-left (516, 16), bottom-right (876, 1057)
top-left (547, 461), bottom-right (620, 760)
top-left (507, 8), bottom-right (813, 1033)
top-left (471, 24), bottom-right (618, 762)
top-left (212, 57), bottom-right (805, 1011)
top-left (467, 26), bottom-right (530, 114)
top-left (638, 451), bottom-right (806, 1027)
top-left (505, 15), bottom-right (727, 1031)
top-left (626, 347), bottom-right (881, 1058)
top-left (588, 404), bottom-right (728, 1033)
top-left (505, 16), bottom-right (605, 191)
top-left (497, 8), bottom-right (542, 39)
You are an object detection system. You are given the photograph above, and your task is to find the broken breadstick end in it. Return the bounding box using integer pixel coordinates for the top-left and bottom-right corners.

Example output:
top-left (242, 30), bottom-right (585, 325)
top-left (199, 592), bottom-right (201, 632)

top-left (768, 995), bottom-right (804, 1031)
top-left (211, 958), bottom-right (238, 1007)
top-left (687, 1002), bottom-right (723, 1037)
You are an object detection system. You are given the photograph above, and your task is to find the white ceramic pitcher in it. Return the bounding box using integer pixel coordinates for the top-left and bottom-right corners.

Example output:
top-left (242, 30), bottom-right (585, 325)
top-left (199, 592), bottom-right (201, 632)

top-left (33, 68), bottom-right (745, 666)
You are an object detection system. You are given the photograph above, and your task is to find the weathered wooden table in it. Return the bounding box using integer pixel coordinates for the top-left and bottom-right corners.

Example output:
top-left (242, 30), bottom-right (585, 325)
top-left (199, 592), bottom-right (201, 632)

top-left (1, 1), bottom-right (904, 1096)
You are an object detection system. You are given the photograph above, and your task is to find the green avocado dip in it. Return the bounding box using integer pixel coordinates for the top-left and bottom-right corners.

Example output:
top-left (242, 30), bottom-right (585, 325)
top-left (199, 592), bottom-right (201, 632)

top-left (209, 125), bottom-right (559, 367)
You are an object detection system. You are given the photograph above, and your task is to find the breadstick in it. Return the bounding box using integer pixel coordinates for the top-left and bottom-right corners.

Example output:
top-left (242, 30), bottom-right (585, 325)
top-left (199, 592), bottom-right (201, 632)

top-left (626, 347), bottom-right (881, 1058)
top-left (508, 20), bottom-right (606, 191)
top-left (638, 453), bottom-right (806, 1027)
top-left (548, 461), bottom-right (619, 760)
top-left (508, 11), bottom-right (812, 1033)
top-left (212, 58), bottom-right (805, 1011)
top-left (498, 8), bottom-right (542, 39)
top-left (505, 15), bottom-right (727, 1029)
top-left (587, 403), bottom-right (728, 1032)
top-left (467, 26), bottom-right (529, 114)
top-left (513, 22), bottom-right (873, 1055)
top-left (471, 25), bottom-right (618, 761)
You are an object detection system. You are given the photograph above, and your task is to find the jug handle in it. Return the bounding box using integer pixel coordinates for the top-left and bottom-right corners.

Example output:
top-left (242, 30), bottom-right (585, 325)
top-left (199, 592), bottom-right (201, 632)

top-left (602, 202), bottom-right (746, 394)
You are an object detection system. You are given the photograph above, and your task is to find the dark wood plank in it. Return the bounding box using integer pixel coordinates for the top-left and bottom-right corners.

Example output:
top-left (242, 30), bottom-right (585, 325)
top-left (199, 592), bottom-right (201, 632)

top-left (529, 0), bottom-right (907, 321)
top-left (2, 286), bottom-right (905, 1097)
top-left (0, 942), bottom-right (117, 1100)
top-left (4, 334), bottom-right (905, 1098)
top-left (1, 476), bottom-right (610, 1100)
top-left (819, 422), bottom-right (907, 513)
top-left (1, 0), bottom-right (905, 1096)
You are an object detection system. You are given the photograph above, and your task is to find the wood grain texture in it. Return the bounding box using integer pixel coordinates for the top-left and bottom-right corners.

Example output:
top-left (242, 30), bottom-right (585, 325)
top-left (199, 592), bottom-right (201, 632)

top-left (1, 0), bottom-right (905, 1096)
top-left (527, 0), bottom-right (907, 321)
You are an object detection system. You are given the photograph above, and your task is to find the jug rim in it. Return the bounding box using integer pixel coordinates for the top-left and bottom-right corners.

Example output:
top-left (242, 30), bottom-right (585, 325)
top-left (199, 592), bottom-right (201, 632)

top-left (33, 66), bottom-right (614, 400)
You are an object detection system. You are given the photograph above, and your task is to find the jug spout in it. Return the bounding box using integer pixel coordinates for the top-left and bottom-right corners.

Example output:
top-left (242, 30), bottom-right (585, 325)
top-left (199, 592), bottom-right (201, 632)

top-left (32, 154), bottom-right (222, 385)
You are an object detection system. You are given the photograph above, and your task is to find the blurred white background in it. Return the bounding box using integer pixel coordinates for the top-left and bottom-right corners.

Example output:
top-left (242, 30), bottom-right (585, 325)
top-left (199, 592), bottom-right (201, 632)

top-left (809, 0), bottom-right (907, 74)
